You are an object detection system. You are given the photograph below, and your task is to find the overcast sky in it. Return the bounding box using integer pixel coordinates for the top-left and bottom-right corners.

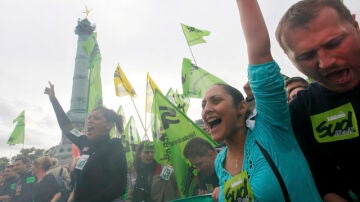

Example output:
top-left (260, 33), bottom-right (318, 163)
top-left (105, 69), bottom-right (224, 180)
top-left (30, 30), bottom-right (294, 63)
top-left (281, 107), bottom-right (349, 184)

top-left (1, 0), bottom-right (359, 158)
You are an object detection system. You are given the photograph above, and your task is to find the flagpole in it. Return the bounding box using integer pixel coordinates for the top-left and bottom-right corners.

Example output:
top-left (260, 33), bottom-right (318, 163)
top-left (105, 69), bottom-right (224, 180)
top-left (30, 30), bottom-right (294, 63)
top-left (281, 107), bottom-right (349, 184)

top-left (187, 45), bottom-right (198, 66)
top-left (130, 96), bottom-right (147, 137)
top-left (181, 26), bottom-right (198, 66)
top-left (144, 97), bottom-right (148, 140)
top-left (84, 68), bottom-right (92, 139)
top-left (144, 74), bottom-right (149, 140)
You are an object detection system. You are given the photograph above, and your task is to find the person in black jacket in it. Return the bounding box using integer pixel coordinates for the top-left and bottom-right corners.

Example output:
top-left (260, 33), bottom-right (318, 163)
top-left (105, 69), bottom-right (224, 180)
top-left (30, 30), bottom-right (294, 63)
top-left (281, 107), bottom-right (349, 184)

top-left (44, 81), bottom-right (127, 202)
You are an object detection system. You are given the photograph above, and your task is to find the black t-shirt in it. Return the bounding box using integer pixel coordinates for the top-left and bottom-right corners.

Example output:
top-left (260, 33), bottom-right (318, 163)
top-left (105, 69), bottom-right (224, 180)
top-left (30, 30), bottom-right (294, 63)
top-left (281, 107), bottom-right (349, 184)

top-left (11, 171), bottom-right (36, 202)
top-left (33, 174), bottom-right (61, 202)
top-left (198, 171), bottom-right (218, 193)
top-left (290, 82), bottom-right (360, 199)
top-left (0, 176), bottom-right (18, 196)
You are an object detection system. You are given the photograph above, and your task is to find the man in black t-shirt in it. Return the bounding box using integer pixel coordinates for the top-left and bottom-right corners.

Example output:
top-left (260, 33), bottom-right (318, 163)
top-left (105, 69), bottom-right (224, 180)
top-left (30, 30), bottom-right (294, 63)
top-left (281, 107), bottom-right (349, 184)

top-left (11, 156), bottom-right (36, 202)
top-left (0, 165), bottom-right (18, 201)
top-left (183, 137), bottom-right (218, 195)
top-left (275, 0), bottom-right (360, 200)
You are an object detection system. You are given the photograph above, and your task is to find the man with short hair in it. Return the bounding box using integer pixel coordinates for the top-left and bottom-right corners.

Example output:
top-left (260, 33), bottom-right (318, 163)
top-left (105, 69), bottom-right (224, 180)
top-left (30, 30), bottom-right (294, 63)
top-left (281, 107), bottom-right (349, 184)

top-left (183, 138), bottom-right (218, 195)
top-left (12, 156), bottom-right (36, 202)
top-left (276, 0), bottom-right (360, 200)
top-left (0, 165), bottom-right (19, 201)
top-left (284, 76), bottom-right (309, 102)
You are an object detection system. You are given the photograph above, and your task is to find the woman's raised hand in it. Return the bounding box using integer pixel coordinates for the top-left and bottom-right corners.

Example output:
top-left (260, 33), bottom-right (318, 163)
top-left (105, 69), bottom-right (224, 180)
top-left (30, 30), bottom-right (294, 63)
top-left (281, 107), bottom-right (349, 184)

top-left (44, 81), bottom-right (56, 99)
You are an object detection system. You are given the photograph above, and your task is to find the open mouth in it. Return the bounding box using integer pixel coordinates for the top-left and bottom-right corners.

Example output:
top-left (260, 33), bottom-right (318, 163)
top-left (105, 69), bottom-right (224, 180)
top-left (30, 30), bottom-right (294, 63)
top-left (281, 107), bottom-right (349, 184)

top-left (325, 69), bottom-right (349, 84)
top-left (87, 126), bottom-right (94, 132)
top-left (207, 118), bottom-right (222, 129)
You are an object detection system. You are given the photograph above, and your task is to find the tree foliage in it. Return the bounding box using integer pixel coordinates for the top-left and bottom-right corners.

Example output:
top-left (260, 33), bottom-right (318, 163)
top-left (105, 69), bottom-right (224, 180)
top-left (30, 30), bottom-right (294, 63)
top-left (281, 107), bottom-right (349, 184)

top-left (0, 157), bottom-right (10, 171)
top-left (11, 147), bottom-right (45, 162)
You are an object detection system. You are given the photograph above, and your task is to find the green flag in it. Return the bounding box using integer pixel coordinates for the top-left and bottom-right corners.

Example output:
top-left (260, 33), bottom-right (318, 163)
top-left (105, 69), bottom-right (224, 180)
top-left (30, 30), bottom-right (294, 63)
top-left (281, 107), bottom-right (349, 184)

top-left (83, 32), bottom-right (103, 113)
top-left (7, 110), bottom-right (25, 145)
top-left (181, 23), bottom-right (211, 46)
top-left (123, 116), bottom-right (141, 169)
top-left (117, 105), bottom-right (126, 123)
top-left (125, 116), bottom-right (141, 145)
top-left (82, 32), bottom-right (97, 56)
top-left (166, 88), bottom-right (190, 114)
top-left (110, 105), bottom-right (125, 138)
top-left (182, 58), bottom-right (226, 98)
top-left (151, 89), bottom-right (217, 197)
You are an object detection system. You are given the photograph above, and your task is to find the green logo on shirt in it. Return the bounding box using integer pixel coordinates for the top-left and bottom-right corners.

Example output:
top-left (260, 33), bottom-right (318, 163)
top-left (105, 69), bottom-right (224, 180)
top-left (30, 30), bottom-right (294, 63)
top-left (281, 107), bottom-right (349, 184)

top-left (310, 103), bottom-right (359, 143)
top-left (223, 171), bottom-right (254, 202)
top-left (26, 176), bottom-right (36, 184)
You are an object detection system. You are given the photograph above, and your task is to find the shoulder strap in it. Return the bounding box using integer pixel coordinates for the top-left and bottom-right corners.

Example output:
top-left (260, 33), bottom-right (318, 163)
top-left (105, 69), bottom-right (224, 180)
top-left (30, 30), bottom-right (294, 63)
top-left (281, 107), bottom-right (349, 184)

top-left (59, 167), bottom-right (64, 177)
top-left (255, 140), bottom-right (290, 202)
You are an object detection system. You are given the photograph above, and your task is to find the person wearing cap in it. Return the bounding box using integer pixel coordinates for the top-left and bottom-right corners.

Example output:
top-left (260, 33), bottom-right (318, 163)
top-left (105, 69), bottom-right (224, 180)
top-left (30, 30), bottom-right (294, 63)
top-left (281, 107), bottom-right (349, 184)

top-left (127, 140), bottom-right (179, 202)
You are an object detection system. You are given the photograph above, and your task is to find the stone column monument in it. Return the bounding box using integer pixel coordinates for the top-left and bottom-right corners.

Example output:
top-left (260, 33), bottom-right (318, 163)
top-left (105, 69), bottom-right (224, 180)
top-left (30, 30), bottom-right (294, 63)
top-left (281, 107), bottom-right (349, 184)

top-left (51, 14), bottom-right (96, 165)
top-left (64, 18), bottom-right (96, 144)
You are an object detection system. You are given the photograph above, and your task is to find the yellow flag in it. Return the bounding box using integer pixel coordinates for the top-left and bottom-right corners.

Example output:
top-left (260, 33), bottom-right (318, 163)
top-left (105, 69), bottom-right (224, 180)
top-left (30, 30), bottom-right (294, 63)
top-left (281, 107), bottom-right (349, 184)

top-left (145, 73), bottom-right (162, 112)
top-left (114, 64), bottom-right (137, 97)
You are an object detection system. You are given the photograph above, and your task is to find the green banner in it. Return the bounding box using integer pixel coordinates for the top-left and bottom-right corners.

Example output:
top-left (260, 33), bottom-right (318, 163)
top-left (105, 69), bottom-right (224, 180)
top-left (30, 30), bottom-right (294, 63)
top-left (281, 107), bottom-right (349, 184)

top-left (170, 194), bottom-right (213, 202)
top-left (7, 110), bottom-right (25, 145)
top-left (123, 116), bottom-right (140, 170)
top-left (83, 32), bottom-right (103, 113)
top-left (82, 33), bottom-right (97, 57)
top-left (151, 89), bottom-right (217, 197)
top-left (182, 58), bottom-right (226, 98)
top-left (110, 105), bottom-right (125, 138)
top-left (181, 23), bottom-right (211, 46)
top-left (166, 88), bottom-right (190, 114)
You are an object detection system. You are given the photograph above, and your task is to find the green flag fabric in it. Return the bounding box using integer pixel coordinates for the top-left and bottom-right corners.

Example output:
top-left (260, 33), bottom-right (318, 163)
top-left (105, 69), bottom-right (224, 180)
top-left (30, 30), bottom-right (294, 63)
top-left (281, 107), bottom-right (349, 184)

top-left (166, 88), bottom-right (190, 114)
top-left (82, 33), bottom-right (97, 57)
top-left (170, 194), bottom-right (213, 202)
top-left (83, 32), bottom-right (103, 113)
top-left (151, 89), bottom-right (217, 197)
top-left (110, 105), bottom-right (125, 138)
top-left (182, 58), bottom-right (226, 98)
top-left (7, 110), bottom-right (25, 145)
top-left (125, 116), bottom-right (141, 145)
top-left (123, 116), bottom-right (141, 169)
top-left (181, 23), bottom-right (211, 46)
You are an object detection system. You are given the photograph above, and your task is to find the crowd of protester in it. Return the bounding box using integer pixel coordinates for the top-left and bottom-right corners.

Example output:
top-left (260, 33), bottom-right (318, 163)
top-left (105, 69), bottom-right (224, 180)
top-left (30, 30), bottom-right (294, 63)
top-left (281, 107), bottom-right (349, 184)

top-left (1, 0), bottom-right (360, 201)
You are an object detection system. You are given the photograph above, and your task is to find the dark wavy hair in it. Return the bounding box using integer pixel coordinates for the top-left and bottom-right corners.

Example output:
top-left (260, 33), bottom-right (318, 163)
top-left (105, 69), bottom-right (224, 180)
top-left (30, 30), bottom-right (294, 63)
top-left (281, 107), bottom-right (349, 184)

top-left (211, 84), bottom-right (251, 119)
top-left (93, 106), bottom-right (124, 135)
top-left (214, 84), bottom-right (245, 106)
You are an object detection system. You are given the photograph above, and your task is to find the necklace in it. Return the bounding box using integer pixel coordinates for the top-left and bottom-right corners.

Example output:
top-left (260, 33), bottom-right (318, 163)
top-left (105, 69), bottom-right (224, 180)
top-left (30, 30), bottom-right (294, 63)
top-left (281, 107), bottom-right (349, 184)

top-left (228, 151), bottom-right (243, 169)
